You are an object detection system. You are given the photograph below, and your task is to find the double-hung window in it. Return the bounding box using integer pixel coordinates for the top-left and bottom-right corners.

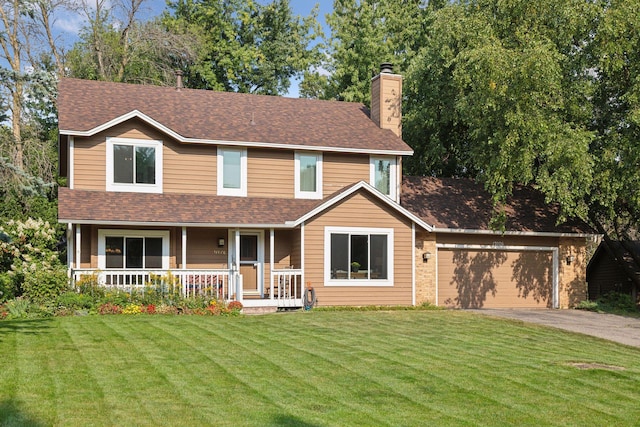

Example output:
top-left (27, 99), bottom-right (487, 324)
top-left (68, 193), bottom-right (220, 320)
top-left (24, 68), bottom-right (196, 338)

top-left (217, 147), bottom-right (247, 196)
top-left (325, 226), bottom-right (393, 286)
top-left (370, 156), bottom-right (397, 201)
top-left (106, 138), bottom-right (163, 193)
top-left (98, 230), bottom-right (169, 270)
top-left (295, 152), bottom-right (322, 199)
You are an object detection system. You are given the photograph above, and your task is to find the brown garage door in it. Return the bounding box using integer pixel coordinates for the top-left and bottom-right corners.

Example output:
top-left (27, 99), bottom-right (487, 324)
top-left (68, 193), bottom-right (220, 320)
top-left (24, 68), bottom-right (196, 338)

top-left (438, 249), bottom-right (553, 308)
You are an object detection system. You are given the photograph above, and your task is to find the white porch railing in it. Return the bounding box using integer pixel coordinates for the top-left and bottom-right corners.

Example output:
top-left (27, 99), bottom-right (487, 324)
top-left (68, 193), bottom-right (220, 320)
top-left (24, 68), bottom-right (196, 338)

top-left (72, 269), bottom-right (233, 300)
top-left (71, 268), bottom-right (305, 307)
top-left (270, 269), bottom-right (303, 302)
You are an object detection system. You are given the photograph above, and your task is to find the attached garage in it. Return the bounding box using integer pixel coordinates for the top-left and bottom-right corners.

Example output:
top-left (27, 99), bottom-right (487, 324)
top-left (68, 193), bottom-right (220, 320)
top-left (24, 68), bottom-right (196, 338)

top-left (436, 245), bottom-right (558, 309)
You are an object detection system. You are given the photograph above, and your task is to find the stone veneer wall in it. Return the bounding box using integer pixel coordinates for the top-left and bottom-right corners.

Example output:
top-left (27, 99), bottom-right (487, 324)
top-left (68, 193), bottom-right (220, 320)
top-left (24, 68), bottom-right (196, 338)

top-left (558, 237), bottom-right (589, 308)
top-left (415, 231), bottom-right (437, 305)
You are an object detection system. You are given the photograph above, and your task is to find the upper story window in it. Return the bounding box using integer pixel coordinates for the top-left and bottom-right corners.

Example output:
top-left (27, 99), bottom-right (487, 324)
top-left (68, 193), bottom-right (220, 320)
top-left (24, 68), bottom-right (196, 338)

top-left (370, 156), bottom-right (397, 201)
top-left (295, 152), bottom-right (322, 199)
top-left (106, 138), bottom-right (163, 193)
top-left (217, 147), bottom-right (247, 197)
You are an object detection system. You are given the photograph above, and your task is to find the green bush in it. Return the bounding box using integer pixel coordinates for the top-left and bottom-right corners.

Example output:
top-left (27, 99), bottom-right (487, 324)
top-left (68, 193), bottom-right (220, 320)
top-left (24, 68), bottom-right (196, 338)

top-left (0, 272), bottom-right (16, 302)
top-left (57, 291), bottom-right (95, 310)
top-left (4, 298), bottom-right (31, 319)
top-left (598, 292), bottom-right (638, 312)
top-left (575, 300), bottom-right (599, 311)
top-left (21, 265), bottom-right (70, 303)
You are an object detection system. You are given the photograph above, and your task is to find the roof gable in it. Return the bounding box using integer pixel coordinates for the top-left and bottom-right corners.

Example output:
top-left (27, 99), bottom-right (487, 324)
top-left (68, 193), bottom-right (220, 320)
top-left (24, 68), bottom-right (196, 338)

top-left (57, 78), bottom-right (412, 155)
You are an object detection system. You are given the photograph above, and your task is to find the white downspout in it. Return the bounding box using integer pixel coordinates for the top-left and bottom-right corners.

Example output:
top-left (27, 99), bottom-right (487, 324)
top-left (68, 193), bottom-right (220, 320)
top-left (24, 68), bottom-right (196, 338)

top-left (411, 222), bottom-right (416, 306)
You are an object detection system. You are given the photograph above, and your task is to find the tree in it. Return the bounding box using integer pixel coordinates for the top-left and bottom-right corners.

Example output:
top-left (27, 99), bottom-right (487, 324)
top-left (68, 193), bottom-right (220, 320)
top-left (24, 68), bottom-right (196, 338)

top-left (301, 0), bottom-right (441, 104)
top-left (66, 0), bottom-right (198, 85)
top-left (164, 0), bottom-right (323, 95)
top-left (403, 0), bottom-right (596, 226)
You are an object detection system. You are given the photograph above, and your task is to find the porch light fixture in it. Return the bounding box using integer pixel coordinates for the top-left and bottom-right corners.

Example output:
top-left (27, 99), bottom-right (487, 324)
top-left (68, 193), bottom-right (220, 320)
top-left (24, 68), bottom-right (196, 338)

top-left (423, 251), bottom-right (432, 262)
top-left (218, 238), bottom-right (225, 247)
top-left (566, 254), bottom-right (575, 265)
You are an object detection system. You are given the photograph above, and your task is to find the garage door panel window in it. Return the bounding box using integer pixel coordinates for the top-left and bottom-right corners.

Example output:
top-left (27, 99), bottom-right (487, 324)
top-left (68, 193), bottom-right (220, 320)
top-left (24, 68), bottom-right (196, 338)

top-left (326, 227), bottom-right (393, 285)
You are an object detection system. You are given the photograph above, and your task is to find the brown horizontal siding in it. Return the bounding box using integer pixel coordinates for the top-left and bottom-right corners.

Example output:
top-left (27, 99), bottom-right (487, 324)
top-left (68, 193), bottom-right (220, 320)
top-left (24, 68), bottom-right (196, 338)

top-left (73, 137), bottom-right (105, 190)
top-left (323, 153), bottom-right (369, 197)
top-left (164, 142), bottom-right (216, 194)
top-left (304, 191), bottom-right (413, 306)
top-left (248, 149), bottom-right (294, 198)
top-left (436, 233), bottom-right (559, 248)
top-left (186, 228), bottom-right (229, 269)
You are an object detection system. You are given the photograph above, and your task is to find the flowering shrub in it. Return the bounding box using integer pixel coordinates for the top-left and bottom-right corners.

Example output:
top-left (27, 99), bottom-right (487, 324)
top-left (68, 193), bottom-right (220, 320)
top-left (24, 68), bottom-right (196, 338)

top-left (0, 218), bottom-right (68, 302)
top-left (227, 301), bottom-right (243, 312)
top-left (141, 304), bottom-right (156, 314)
top-left (155, 304), bottom-right (178, 315)
top-left (98, 303), bottom-right (122, 315)
top-left (122, 304), bottom-right (142, 315)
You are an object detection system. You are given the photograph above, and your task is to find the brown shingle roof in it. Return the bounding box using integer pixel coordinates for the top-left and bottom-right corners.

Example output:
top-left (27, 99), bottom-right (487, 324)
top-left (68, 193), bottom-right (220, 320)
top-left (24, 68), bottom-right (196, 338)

top-left (58, 187), bottom-right (323, 226)
top-left (401, 176), bottom-right (591, 234)
top-left (57, 78), bottom-right (412, 154)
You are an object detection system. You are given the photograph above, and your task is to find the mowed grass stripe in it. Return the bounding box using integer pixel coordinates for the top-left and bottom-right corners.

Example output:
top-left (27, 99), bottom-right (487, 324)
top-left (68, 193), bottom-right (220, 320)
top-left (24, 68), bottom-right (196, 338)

top-left (273, 313), bottom-right (539, 425)
top-left (1, 311), bottom-right (640, 426)
top-left (175, 316), bottom-right (388, 426)
top-left (142, 316), bottom-right (284, 426)
top-left (95, 316), bottom-right (246, 425)
top-left (192, 317), bottom-right (436, 426)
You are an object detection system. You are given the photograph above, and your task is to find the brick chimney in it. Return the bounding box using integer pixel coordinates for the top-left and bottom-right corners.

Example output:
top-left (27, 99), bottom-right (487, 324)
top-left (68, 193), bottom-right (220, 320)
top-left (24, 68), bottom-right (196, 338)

top-left (370, 62), bottom-right (402, 138)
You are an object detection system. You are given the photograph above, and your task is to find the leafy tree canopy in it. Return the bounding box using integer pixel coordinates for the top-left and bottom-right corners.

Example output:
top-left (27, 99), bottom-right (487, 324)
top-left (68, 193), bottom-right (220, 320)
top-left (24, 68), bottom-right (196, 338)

top-left (164, 0), bottom-right (323, 95)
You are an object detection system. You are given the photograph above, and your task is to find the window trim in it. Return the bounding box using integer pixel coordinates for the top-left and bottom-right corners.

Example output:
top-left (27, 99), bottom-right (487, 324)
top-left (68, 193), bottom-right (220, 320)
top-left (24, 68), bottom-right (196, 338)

top-left (106, 137), bottom-right (163, 193)
top-left (324, 226), bottom-right (394, 287)
top-left (97, 229), bottom-right (170, 270)
top-left (217, 147), bottom-right (247, 197)
top-left (369, 156), bottom-right (397, 201)
top-left (294, 151), bottom-right (323, 199)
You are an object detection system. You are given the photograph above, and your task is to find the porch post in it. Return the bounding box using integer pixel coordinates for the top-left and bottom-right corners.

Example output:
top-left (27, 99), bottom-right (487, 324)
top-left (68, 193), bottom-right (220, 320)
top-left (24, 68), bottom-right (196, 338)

top-left (67, 223), bottom-right (73, 279)
top-left (234, 229), bottom-right (242, 302)
top-left (181, 227), bottom-right (187, 269)
top-left (75, 224), bottom-right (81, 270)
top-left (270, 228), bottom-right (274, 300)
top-left (301, 222), bottom-right (305, 295)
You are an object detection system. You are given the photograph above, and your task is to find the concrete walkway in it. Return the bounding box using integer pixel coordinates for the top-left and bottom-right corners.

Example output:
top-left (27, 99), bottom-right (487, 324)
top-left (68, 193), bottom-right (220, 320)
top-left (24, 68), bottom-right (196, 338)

top-left (469, 309), bottom-right (640, 348)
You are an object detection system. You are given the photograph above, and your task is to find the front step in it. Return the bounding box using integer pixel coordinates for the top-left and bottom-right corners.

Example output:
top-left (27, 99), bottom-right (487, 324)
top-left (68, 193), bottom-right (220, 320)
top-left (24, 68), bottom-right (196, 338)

top-left (242, 306), bottom-right (279, 315)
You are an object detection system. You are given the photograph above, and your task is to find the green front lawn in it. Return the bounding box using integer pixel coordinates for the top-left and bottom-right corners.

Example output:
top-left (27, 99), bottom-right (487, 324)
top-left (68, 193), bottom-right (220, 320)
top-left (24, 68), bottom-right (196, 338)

top-left (1, 311), bottom-right (639, 426)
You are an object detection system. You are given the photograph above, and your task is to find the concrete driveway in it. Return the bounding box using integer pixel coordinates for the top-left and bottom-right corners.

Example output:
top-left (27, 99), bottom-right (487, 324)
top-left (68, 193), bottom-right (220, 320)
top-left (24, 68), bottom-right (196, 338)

top-left (469, 309), bottom-right (640, 348)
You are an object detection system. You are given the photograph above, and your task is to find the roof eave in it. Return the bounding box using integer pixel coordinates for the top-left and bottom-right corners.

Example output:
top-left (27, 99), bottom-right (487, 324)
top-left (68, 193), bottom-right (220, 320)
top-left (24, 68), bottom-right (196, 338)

top-left (59, 110), bottom-right (413, 156)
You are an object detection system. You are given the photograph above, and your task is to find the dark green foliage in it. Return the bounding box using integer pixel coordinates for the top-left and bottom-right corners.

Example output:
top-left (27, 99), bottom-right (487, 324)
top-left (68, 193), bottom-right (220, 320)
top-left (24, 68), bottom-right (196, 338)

top-left (21, 265), bottom-right (70, 304)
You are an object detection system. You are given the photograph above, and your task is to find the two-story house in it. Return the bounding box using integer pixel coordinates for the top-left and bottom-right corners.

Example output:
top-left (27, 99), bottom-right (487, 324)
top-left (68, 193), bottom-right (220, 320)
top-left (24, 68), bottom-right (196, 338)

top-left (58, 65), bottom-right (593, 309)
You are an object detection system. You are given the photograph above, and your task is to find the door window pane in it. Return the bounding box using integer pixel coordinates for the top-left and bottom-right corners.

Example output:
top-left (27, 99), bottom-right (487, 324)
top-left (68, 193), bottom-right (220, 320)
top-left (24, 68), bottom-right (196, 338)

top-left (114, 145), bottom-right (134, 184)
top-left (145, 237), bottom-right (163, 268)
top-left (223, 149), bottom-right (242, 189)
top-left (105, 237), bottom-right (124, 268)
top-left (240, 235), bottom-right (258, 261)
top-left (299, 154), bottom-right (317, 192)
top-left (125, 238), bottom-right (143, 269)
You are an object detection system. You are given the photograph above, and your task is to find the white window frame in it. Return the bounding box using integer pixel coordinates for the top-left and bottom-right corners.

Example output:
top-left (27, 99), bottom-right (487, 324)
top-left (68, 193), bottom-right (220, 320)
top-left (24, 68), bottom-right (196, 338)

top-left (106, 137), bottom-right (163, 193)
top-left (98, 229), bottom-right (170, 270)
top-left (370, 156), bottom-right (397, 201)
top-left (324, 226), bottom-right (394, 287)
top-left (217, 147), bottom-right (247, 197)
top-left (294, 151), bottom-right (323, 199)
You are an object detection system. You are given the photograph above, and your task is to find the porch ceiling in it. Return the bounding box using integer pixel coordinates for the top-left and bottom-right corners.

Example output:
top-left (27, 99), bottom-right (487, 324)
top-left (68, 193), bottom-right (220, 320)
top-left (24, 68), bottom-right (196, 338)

top-left (58, 188), bottom-right (322, 226)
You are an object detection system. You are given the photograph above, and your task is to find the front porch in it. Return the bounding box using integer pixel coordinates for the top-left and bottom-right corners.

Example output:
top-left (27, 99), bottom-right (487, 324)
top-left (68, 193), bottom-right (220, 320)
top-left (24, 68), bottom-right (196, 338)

top-left (71, 268), bottom-right (306, 309)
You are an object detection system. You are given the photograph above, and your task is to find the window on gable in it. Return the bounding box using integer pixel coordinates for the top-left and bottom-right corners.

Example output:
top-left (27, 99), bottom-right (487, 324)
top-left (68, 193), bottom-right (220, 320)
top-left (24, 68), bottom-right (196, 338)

top-left (295, 152), bottom-right (322, 199)
top-left (325, 227), bottom-right (393, 285)
top-left (107, 138), bottom-right (162, 193)
top-left (370, 156), bottom-right (397, 201)
top-left (218, 147), bottom-right (247, 196)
